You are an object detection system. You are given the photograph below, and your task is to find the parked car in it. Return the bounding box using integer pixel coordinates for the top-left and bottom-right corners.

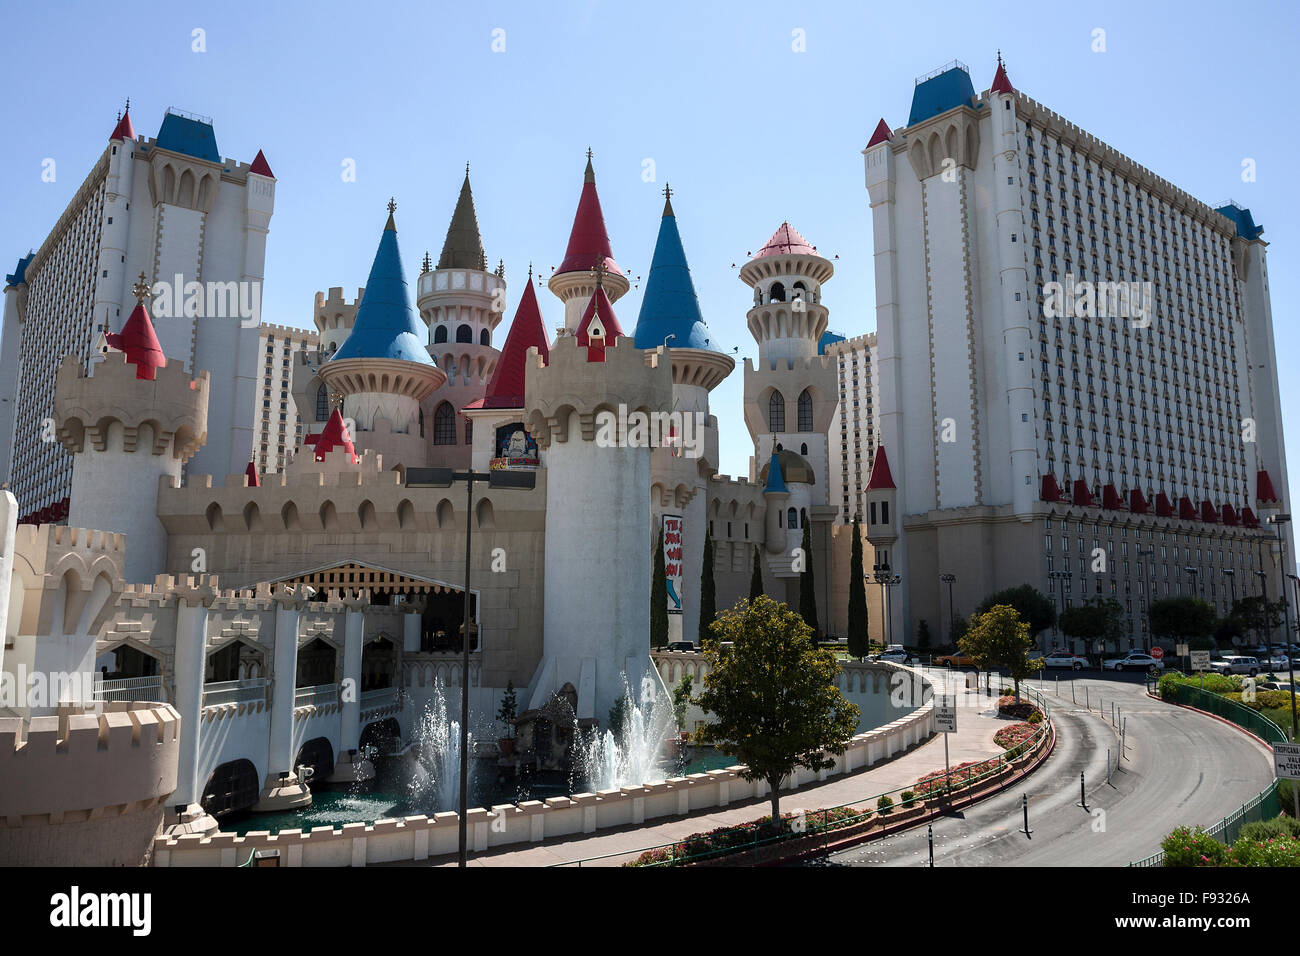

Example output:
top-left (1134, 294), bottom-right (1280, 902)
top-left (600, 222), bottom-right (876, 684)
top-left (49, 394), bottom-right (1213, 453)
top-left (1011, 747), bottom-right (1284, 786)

top-left (1102, 651), bottom-right (1164, 672)
top-left (665, 641), bottom-right (696, 653)
top-left (1258, 680), bottom-right (1297, 693)
top-left (934, 649), bottom-right (976, 668)
top-left (876, 645), bottom-right (913, 665)
top-left (1208, 655), bottom-right (1261, 676)
top-left (1264, 653), bottom-right (1291, 671)
top-left (1043, 650), bottom-right (1090, 671)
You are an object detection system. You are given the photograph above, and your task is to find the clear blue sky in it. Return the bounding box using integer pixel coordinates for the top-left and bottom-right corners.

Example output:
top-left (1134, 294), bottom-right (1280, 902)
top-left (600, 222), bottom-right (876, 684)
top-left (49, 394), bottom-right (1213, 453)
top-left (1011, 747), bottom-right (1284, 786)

top-left (2, 0), bottom-right (1298, 505)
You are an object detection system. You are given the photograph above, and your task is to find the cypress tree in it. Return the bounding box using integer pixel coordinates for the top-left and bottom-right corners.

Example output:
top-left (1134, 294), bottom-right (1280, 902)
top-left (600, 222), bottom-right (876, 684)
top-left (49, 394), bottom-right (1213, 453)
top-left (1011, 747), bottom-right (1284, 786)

top-left (847, 515), bottom-right (868, 659)
top-left (699, 530), bottom-right (717, 641)
top-left (749, 544), bottom-right (764, 601)
top-left (651, 525), bottom-right (669, 647)
top-left (798, 521), bottom-right (819, 635)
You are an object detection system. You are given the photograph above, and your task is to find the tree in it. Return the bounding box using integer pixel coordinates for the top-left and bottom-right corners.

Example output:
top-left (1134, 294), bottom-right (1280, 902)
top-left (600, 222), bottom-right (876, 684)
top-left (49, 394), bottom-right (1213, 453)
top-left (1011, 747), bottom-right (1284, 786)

top-left (671, 674), bottom-right (694, 733)
top-left (496, 680), bottom-right (517, 737)
top-left (847, 516), bottom-right (869, 659)
top-left (916, 619), bottom-right (932, 650)
top-left (1230, 595), bottom-right (1286, 646)
top-left (651, 525), bottom-right (669, 648)
top-left (797, 522), bottom-right (819, 636)
top-left (1058, 597), bottom-right (1126, 652)
top-left (1148, 596), bottom-right (1217, 650)
top-left (749, 545), bottom-right (764, 600)
top-left (977, 584), bottom-right (1056, 638)
top-left (960, 604), bottom-right (1044, 702)
top-left (699, 530), bottom-right (717, 641)
top-left (695, 596), bottom-right (860, 832)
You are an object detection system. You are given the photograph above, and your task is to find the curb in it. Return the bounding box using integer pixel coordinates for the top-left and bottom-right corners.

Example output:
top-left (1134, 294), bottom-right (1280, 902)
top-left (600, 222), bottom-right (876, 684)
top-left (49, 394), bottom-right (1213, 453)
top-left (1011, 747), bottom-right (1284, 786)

top-left (768, 719), bottom-right (1059, 866)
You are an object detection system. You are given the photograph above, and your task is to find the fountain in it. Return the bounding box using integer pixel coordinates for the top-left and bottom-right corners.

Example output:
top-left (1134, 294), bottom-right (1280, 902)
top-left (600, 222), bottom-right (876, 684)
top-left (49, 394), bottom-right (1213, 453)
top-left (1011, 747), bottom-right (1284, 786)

top-left (407, 680), bottom-right (473, 812)
top-left (574, 672), bottom-right (676, 791)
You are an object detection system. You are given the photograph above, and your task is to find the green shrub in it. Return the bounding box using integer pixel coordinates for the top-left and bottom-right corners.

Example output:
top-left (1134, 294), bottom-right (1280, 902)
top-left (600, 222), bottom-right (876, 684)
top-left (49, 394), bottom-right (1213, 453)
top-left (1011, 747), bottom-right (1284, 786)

top-left (900, 790), bottom-right (916, 808)
top-left (1237, 816), bottom-right (1300, 843)
top-left (1161, 825), bottom-right (1227, 867)
top-left (1226, 835), bottom-right (1300, 867)
top-left (1027, 710), bottom-right (1044, 724)
top-left (1280, 779), bottom-right (1297, 816)
top-left (877, 794), bottom-right (894, 815)
top-left (1159, 671), bottom-right (1239, 697)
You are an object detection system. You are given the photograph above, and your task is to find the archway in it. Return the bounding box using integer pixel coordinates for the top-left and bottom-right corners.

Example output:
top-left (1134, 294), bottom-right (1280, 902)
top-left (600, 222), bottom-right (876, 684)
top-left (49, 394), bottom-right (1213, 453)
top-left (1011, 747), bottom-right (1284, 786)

top-left (201, 759), bottom-right (260, 818)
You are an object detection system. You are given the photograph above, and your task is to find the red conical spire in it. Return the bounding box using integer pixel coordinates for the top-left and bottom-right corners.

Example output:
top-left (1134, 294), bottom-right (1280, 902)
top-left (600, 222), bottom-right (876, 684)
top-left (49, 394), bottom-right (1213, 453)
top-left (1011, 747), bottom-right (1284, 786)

top-left (480, 272), bottom-right (551, 408)
top-left (990, 51), bottom-right (1014, 95)
top-left (311, 408), bottom-right (357, 462)
top-left (866, 118), bottom-right (892, 148)
top-left (105, 273), bottom-right (166, 380)
top-left (576, 283), bottom-right (624, 362)
top-left (249, 149), bottom-right (275, 178)
top-left (866, 446), bottom-right (896, 490)
top-left (556, 150), bottom-right (623, 277)
top-left (1257, 468), bottom-right (1280, 504)
top-left (754, 222), bottom-right (817, 259)
top-left (110, 101), bottom-right (136, 142)
top-left (245, 460), bottom-right (261, 487)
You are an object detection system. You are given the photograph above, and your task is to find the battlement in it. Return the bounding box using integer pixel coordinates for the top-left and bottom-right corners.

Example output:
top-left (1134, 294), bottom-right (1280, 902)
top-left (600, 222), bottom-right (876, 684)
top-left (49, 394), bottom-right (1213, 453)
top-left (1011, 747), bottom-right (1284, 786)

top-left (743, 354), bottom-right (836, 375)
top-left (115, 576), bottom-right (351, 614)
top-left (259, 321), bottom-right (318, 343)
top-left (13, 522), bottom-right (126, 557)
top-left (0, 702), bottom-right (180, 823)
top-left (523, 336), bottom-right (673, 449)
top-left (55, 354), bottom-right (210, 461)
top-left (315, 287), bottom-right (364, 311)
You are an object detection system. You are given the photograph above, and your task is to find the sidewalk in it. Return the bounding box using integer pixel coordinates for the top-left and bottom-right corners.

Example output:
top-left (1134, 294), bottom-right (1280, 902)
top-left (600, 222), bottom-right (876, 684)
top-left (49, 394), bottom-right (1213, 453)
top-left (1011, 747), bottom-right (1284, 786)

top-left (406, 675), bottom-right (1013, 867)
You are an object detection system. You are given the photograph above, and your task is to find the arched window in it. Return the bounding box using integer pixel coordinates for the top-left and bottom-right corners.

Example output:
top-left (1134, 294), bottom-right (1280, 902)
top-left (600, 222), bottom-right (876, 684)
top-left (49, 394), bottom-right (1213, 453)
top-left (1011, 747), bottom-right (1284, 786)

top-left (801, 442), bottom-right (808, 456)
top-left (479, 328), bottom-right (490, 346)
top-left (769, 392), bottom-right (785, 432)
top-left (418, 408), bottom-right (425, 438)
top-left (464, 418), bottom-right (473, 445)
top-left (433, 325), bottom-right (448, 344)
top-left (456, 324), bottom-right (473, 344)
top-left (797, 388), bottom-right (813, 431)
top-left (315, 384), bottom-right (329, 421)
top-left (769, 281), bottom-right (786, 303)
top-left (787, 507), bottom-right (798, 529)
top-left (433, 402), bottom-right (456, 445)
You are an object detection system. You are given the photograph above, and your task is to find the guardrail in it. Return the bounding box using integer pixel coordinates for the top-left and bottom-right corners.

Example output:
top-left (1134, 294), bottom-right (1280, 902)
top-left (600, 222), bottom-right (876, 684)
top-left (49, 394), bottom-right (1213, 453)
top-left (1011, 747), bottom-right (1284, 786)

top-left (94, 675), bottom-right (166, 703)
top-left (294, 683), bottom-right (339, 708)
top-left (556, 683), bottom-right (1053, 867)
top-left (202, 678), bottom-right (269, 708)
top-left (1129, 679), bottom-right (1288, 866)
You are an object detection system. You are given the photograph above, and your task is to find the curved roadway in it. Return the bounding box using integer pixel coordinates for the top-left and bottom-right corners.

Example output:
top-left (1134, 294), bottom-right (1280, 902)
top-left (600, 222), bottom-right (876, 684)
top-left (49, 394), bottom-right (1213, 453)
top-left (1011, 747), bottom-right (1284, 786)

top-left (808, 672), bottom-right (1276, 867)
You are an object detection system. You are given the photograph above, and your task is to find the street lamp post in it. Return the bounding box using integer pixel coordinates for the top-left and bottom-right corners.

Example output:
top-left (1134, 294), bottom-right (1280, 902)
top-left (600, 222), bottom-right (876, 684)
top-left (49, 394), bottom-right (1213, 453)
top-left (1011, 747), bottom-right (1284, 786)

top-left (406, 466), bottom-right (537, 867)
top-left (1137, 548), bottom-right (1154, 652)
top-left (940, 573), bottom-right (956, 646)
top-left (1269, 514), bottom-right (1292, 685)
top-left (1287, 572), bottom-right (1300, 741)
top-left (1048, 570), bottom-right (1072, 649)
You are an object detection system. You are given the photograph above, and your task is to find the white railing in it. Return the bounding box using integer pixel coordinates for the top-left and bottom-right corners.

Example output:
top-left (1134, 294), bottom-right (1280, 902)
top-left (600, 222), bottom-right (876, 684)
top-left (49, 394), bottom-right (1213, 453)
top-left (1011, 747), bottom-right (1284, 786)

top-left (202, 678), bottom-right (269, 708)
top-left (360, 687), bottom-right (398, 709)
top-left (294, 683), bottom-right (339, 708)
top-left (94, 675), bottom-right (166, 703)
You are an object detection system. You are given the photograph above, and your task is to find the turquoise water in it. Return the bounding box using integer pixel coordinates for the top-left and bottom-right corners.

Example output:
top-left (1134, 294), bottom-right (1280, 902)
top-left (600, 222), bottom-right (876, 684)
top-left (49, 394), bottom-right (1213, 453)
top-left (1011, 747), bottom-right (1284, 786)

top-left (222, 747), bottom-right (739, 835)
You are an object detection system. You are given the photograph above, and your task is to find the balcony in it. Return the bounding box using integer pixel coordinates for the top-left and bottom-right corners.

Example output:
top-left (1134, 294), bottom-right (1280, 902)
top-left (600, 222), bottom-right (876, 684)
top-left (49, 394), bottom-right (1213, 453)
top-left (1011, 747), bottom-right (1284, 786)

top-left (202, 678), bottom-right (270, 708)
top-left (294, 683), bottom-right (339, 708)
top-left (95, 675), bottom-right (166, 703)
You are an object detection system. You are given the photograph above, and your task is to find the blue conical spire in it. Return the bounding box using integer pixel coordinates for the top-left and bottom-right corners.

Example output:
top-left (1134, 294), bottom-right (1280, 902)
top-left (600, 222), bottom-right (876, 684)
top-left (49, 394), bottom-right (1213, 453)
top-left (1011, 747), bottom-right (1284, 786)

top-left (763, 451), bottom-right (788, 494)
top-left (331, 204), bottom-right (434, 365)
top-left (633, 191), bottom-right (720, 351)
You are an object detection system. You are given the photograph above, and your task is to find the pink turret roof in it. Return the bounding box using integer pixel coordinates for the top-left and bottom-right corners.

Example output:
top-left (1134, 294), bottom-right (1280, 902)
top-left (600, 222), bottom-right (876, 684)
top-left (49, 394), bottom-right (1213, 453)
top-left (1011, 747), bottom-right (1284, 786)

top-left (866, 446), bottom-right (896, 490)
top-left (1257, 468), bottom-right (1280, 504)
top-left (245, 460), bottom-right (261, 487)
top-left (105, 286), bottom-right (166, 380)
top-left (990, 54), bottom-right (1015, 95)
top-left (866, 118), bottom-right (892, 147)
top-left (477, 275), bottom-right (550, 408)
top-left (307, 408), bottom-right (357, 462)
top-left (754, 222), bottom-right (816, 259)
top-left (576, 285), bottom-right (623, 362)
top-left (249, 149), bottom-right (275, 177)
top-left (556, 154), bottom-right (623, 277)
top-left (110, 106), bottom-right (136, 142)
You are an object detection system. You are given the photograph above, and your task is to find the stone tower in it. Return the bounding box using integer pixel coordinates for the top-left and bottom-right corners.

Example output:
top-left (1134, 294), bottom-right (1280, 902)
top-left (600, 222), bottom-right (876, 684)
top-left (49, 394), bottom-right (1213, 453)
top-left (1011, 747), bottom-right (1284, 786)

top-left (53, 275), bottom-right (209, 584)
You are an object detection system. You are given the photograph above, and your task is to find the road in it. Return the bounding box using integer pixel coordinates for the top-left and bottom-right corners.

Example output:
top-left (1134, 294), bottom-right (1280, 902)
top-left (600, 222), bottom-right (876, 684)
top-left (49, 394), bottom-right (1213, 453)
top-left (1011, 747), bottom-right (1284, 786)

top-left (807, 672), bottom-right (1276, 867)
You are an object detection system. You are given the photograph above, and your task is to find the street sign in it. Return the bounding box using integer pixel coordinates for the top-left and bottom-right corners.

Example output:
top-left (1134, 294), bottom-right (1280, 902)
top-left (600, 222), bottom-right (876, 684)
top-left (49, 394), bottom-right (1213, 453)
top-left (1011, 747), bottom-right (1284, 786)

top-left (1151, 646), bottom-right (1164, 660)
top-left (935, 694), bottom-right (957, 733)
top-left (1190, 651), bottom-right (1211, 672)
top-left (1175, 644), bottom-right (1189, 657)
top-left (1273, 743), bottom-right (1300, 781)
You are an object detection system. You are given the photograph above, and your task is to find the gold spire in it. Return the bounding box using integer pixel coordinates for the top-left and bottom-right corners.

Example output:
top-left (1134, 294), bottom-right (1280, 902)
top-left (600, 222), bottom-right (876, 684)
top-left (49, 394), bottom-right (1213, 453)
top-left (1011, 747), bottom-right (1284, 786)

top-left (385, 197), bottom-right (397, 232)
top-left (131, 271), bottom-right (150, 303)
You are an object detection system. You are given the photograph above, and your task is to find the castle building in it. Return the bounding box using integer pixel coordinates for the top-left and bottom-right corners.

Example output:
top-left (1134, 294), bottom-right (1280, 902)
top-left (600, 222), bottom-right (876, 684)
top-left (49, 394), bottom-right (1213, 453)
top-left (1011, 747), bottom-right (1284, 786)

top-left (863, 57), bottom-right (1293, 651)
top-left (0, 106), bottom-right (275, 521)
top-left (825, 331), bottom-right (880, 524)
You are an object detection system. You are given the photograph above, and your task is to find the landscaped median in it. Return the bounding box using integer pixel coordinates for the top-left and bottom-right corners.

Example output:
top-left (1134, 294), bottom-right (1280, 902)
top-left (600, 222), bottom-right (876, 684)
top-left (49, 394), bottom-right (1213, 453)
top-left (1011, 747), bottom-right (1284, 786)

top-left (623, 691), bottom-right (1055, 867)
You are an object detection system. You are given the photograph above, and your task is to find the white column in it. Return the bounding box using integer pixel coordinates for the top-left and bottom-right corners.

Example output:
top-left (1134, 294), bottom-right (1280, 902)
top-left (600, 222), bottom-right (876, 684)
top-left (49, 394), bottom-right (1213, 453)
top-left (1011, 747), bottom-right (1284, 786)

top-left (0, 491), bottom-right (15, 680)
top-left (402, 599), bottom-right (423, 653)
top-left (167, 578), bottom-right (218, 834)
top-left (339, 592), bottom-right (366, 754)
top-left (267, 587), bottom-right (304, 776)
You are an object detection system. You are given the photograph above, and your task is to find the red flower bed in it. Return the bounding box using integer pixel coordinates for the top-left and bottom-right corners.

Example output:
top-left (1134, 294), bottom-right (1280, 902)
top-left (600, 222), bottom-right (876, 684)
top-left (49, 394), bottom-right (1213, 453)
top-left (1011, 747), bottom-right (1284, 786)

top-left (996, 695), bottom-right (1042, 721)
top-left (912, 758), bottom-right (1005, 797)
top-left (993, 721), bottom-right (1041, 758)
